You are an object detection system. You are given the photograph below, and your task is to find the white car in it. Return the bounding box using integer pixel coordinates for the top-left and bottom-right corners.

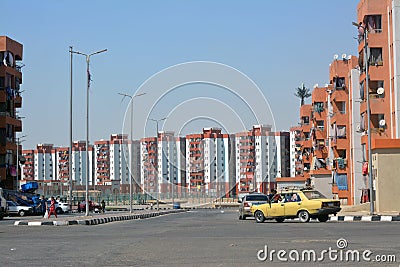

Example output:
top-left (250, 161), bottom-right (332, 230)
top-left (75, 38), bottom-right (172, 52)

top-left (47, 200), bottom-right (70, 214)
top-left (56, 202), bottom-right (70, 214)
top-left (7, 201), bottom-right (33, 217)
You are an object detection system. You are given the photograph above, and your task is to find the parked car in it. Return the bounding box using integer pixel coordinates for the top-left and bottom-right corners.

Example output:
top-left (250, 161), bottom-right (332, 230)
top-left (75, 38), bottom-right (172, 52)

top-left (250, 187), bottom-right (341, 223)
top-left (238, 192), bottom-right (269, 220)
top-left (56, 201), bottom-right (70, 214)
top-left (7, 201), bottom-right (33, 217)
top-left (79, 201), bottom-right (102, 213)
top-left (46, 200), bottom-right (71, 214)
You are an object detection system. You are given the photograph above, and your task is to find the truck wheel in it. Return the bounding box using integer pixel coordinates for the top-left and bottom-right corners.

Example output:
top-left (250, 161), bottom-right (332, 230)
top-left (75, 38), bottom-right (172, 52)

top-left (254, 211), bottom-right (265, 223)
top-left (18, 210), bottom-right (25, 217)
top-left (56, 207), bottom-right (63, 214)
top-left (298, 210), bottom-right (310, 223)
top-left (318, 215), bottom-right (329, 222)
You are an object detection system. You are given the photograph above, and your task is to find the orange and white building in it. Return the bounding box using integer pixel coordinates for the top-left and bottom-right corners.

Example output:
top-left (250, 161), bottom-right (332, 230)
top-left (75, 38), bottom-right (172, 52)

top-left (186, 128), bottom-right (231, 196)
top-left (0, 36), bottom-right (23, 190)
top-left (235, 125), bottom-right (290, 196)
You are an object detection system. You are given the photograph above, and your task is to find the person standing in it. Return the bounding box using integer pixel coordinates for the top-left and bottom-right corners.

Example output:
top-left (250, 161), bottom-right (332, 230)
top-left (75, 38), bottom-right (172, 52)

top-left (48, 196), bottom-right (57, 218)
top-left (39, 195), bottom-right (47, 216)
top-left (101, 199), bottom-right (105, 213)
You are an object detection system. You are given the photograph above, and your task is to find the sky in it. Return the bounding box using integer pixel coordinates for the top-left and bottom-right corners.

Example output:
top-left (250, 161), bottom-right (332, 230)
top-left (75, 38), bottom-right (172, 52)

top-left (1, 0), bottom-right (360, 149)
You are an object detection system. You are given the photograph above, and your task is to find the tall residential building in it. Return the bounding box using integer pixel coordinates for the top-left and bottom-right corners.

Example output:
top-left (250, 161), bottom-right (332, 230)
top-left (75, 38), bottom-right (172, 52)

top-left (140, 137), bottom-right (158, 194)
top-left (95, 134), bottom-right (140, 193)
top-left (186, 128), bottom-right (230, 196)
top-left (70, 141), bottom-right (94, 188)
top-left (95, 139), bottom-right (110, 186)
top-left (355, 0), bottom-right (400, 211)
top-left (0, 36), bottom-right (23, 190)
top-left (109, 134), bottom-right (130, 191)
top-left (202, 128), bottom-right (230, 197)
top-left (34, 144), bottom-right (56, 182)
top-left (235, 125), bottom-right (289, 195)
top-left (157, 132), bottom-right (186, 196)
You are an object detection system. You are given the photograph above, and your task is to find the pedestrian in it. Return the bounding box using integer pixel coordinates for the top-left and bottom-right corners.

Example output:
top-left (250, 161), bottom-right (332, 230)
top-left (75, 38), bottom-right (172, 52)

top-left (77, 201), bottom-right (81, 213)
top-left (38, 195), bottom-right (47, 216)
top-left (48, 196), bottom-right (57, 218)
top-left (101, 199), bottom-right (105, 213)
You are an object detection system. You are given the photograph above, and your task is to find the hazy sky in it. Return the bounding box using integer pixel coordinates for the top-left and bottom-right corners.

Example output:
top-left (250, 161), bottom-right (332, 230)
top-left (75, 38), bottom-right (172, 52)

top-left (1, 1), bottom-right (359, 149)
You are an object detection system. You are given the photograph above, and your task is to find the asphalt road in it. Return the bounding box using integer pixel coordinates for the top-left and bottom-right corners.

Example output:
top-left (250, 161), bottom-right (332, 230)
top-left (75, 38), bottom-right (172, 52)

top-left (0, 209), bottom-right (399, 267)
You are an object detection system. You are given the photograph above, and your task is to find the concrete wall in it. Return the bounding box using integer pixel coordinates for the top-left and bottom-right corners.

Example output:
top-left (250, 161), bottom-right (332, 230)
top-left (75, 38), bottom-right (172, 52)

top-left (312, 175), bottom-right (334, 199)
top-left (372, 148), bottom-right (400, 212)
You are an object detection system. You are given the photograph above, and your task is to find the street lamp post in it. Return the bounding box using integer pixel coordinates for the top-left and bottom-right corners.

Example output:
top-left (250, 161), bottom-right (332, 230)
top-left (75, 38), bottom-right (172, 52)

top-left (16, 135), bottom-right (27, 190)
top-left (69, 46), bottom-right (73, 211)
top-left (149, 117), bottom-right (167, 211)
top-left (118, 92), bottom-right (146, 213)
top-left (71, 48), bottom-right (107, 216)
top-left (353, 21), bottom-right (374, 215)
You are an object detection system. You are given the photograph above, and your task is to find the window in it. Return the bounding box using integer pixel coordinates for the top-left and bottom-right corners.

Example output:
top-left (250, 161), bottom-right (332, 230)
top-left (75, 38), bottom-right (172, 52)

top-left (333, 77), bottom-right (345, 89)
top-left (369, 48), bottom-right (383, 65)
top-left (316, 120), bottom-right (324, 130)
top-left (369, 80), bottom-right (384, 99)
top-left (365, 15), bottom-right (382, 33)
top-left (314, 102), bottom-right (324, 113)
top-left (337, 101), bottom-right (346, 114)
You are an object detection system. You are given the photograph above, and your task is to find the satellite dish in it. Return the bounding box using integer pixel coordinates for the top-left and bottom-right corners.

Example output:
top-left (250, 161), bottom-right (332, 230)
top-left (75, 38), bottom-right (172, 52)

top-left (356, 124), bottom-right (362, 133)
top-left (347, 55), bottom-right (352, 60)
top-left (377, 87), bottom-right (384, 95)
top-left (342, 54), bottom-right (347, 59)
top-left (313, 84), bottom-right (319, 89)
top-left (379, 119), bottom-right (386, 127)
top-left (334, 54), bottom-right (339, 60)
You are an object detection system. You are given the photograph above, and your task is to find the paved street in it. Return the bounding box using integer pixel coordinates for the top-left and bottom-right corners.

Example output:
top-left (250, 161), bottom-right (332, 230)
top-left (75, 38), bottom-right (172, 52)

top-left (0, 209), bottom-right (399, 266)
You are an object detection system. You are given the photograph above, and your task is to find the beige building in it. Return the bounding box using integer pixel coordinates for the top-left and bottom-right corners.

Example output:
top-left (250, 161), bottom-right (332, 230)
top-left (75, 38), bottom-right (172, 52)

top-left (371, 139), bottom-right (400, 212)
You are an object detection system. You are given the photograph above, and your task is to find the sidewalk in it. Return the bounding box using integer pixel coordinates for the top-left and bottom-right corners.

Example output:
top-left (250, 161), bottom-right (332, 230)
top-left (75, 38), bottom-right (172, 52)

top-left (332, 203), bottom-right (400, 222)
top-left (14, 209), bottom-right (187, 226)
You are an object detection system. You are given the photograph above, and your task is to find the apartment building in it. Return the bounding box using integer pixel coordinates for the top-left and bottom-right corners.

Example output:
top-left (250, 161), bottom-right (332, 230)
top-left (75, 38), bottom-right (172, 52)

top-left (0, 36), bottom-right (23, 190)
top-left (235, 125), bottom-right (289, 195)
top-left (185, 128), bottom-right (231, 196)
top-left (202, 128), bottom-right (230, 197)
top-left (109, 134), bottom-right (130, 191)
top-left (157, 131), bottom-right (186, 196)
top-left (355, 0), bottom-right (400, 211)
top-left (140, 137), bottom-right (158, 194)
top-left (95, 134), bottom-right (141, 193)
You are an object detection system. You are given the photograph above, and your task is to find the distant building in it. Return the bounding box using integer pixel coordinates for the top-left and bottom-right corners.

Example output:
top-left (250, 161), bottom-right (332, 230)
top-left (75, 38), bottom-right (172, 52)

top-left (235, 125), bottom-right (290, 195)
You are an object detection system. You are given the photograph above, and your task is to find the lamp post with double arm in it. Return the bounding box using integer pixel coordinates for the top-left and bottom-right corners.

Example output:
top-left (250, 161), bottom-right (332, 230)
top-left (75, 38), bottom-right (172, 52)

top-left (149, 117), bottom-right (167, 211)
top-left (118, 92), bottom-right (146, 213)
top-left (71, 48), bottom-right (107, 216)
top-left (353, 21), bottom-right (374, 215)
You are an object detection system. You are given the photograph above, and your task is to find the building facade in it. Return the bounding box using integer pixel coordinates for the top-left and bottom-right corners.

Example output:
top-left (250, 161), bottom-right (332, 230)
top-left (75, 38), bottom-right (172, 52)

top-left (0, 36), bottom-right (23, 190)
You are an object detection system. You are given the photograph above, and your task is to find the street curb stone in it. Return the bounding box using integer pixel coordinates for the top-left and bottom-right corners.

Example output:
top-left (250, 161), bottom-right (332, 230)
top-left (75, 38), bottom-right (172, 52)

top-left (14, 209), bottom-right (186, 226)
top-left (329, 215), bottom-right (400, 222)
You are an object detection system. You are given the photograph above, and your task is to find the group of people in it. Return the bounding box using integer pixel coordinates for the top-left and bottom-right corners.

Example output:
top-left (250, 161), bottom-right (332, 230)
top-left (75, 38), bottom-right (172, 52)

top-left (268, 190), bottom-right (301, 203)
top-left (37, 195), bottom-right (57, 218)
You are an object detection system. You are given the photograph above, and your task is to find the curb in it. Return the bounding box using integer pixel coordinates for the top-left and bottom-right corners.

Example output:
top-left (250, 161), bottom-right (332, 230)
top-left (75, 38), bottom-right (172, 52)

top-left (329, 215), bottom-right (400, 222)
top-left (14, 209), bottom-right (187, 226)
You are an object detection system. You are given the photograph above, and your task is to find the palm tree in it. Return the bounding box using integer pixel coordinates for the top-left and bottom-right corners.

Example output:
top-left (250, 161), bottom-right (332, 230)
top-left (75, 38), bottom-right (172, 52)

top-left (294, 83), bottom-right (311, 106)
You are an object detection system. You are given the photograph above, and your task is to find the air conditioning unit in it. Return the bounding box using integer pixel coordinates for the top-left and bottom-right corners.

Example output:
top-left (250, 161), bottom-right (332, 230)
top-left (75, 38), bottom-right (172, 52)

top-left (379, 119), bottom-right (386, 127)
top-left (377, 87), bottom-right (384, 95)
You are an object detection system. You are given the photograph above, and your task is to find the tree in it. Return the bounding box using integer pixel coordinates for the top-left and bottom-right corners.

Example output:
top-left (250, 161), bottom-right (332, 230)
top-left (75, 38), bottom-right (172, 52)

top-left (294, 83), bottom-right (311, 106)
